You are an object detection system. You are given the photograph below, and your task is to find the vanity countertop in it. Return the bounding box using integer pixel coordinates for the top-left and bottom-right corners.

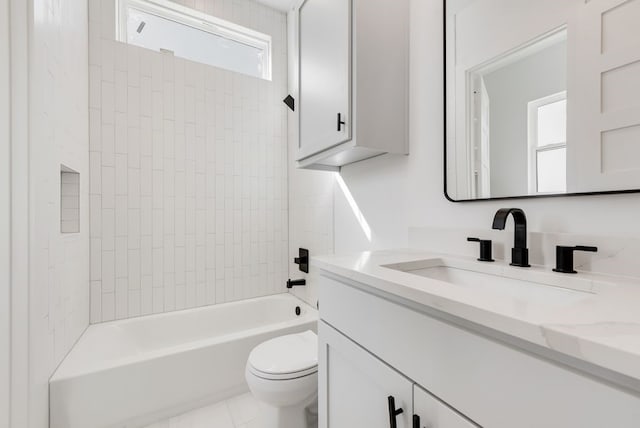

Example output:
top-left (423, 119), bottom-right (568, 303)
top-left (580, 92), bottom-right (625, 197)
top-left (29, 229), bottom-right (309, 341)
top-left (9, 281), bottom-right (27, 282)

top-left (313, 249), bottom-right (640, 384)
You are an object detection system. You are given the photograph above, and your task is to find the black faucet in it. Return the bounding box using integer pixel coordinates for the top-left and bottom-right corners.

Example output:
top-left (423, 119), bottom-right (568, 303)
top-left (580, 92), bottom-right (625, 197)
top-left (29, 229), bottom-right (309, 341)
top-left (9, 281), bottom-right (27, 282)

top-left (492, 208), bottom-right (530, 267)
top-left (286, 279), bottom-right (306, 289)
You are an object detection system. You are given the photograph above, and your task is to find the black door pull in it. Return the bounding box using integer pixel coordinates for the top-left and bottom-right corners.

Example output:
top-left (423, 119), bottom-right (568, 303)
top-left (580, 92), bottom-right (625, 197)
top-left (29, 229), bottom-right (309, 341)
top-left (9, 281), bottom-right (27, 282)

top-left (337, 113), bottom-right (346, 131)
top-left (413, 414), bottom-right (421, 428)
top-left (388, 396), bottom-right (404, 428)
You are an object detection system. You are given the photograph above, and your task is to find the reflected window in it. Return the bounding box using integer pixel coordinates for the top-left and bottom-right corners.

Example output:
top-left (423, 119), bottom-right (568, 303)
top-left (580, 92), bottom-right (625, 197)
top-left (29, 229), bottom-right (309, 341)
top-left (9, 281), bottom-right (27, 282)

top-left (118, 0), bottom-right (272, 80)
top-left (528, 92), bottom-right (567, 194)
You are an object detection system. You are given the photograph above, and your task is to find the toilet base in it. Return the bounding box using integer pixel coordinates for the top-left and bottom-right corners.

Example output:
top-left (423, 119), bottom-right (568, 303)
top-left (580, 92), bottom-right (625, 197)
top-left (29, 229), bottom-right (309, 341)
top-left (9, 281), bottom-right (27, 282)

top-left (257, 397), bottom-right (317, 428)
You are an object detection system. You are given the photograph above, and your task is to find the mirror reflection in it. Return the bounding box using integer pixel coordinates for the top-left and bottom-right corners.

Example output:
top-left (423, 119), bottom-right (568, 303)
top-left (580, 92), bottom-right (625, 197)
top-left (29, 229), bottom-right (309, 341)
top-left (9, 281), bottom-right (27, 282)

top-left (445, 0), bottom-right (640, 201)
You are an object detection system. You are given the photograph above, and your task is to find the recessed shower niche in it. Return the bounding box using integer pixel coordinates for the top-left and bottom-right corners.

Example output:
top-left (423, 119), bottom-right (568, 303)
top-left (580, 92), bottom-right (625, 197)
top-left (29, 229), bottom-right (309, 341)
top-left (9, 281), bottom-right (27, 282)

top-left (60, 165), bottom-right (80, 234)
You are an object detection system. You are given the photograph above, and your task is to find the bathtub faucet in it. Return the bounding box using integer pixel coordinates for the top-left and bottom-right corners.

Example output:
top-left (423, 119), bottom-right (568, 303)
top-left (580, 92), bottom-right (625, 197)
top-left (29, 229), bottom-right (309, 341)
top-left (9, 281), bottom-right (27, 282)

top-left (286, 279), bottom-right (306, 289)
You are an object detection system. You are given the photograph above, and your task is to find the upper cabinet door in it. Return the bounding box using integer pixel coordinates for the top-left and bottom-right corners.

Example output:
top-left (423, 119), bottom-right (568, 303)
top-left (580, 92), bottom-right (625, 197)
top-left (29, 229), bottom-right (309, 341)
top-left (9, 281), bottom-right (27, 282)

top-left (298, 0), bottom-right (351, 160)
top-left (413, 385), bottom-right (480, 428)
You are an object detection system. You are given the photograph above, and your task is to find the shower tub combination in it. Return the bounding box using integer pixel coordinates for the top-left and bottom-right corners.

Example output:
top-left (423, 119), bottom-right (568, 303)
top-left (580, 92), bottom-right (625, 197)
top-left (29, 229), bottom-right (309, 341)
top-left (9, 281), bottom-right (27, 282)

top-left (50, 293), bottom-right (317, 428)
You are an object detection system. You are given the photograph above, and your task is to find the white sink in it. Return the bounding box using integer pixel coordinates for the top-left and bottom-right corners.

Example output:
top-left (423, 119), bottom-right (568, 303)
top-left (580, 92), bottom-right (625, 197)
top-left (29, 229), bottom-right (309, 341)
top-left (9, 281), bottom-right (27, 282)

top-left (382, 258), bottom-right (607, 308)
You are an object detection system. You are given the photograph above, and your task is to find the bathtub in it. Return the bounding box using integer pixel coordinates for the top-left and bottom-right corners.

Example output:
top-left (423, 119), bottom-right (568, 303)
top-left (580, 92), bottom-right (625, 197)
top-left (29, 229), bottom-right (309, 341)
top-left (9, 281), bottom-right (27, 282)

top-left (50, 293), bottom-right (317, 428)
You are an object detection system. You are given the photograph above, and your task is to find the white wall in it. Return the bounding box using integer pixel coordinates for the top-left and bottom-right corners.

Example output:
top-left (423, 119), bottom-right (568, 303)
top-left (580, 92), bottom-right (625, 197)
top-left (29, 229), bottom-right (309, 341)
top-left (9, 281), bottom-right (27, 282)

top-left (335, 0), bottom-right (640, 256)
top-left (1, 0), bottom-right (11, 425)
top-left (25, 0), bottom-right (91, 427)
top-left (89, 0), bottom-right (289, 322)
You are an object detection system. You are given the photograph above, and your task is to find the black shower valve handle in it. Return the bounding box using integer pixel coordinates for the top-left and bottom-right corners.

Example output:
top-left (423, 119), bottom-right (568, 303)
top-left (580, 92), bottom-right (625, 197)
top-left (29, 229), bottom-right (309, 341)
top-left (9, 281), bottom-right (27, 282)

top-left (294, 248), bottom-right (309, 273)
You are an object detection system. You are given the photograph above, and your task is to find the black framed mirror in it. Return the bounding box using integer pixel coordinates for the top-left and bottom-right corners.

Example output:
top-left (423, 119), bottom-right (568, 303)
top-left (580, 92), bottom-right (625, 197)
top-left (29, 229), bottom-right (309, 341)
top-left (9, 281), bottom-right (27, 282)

top-left (444, 0), bottom-right (640, 202)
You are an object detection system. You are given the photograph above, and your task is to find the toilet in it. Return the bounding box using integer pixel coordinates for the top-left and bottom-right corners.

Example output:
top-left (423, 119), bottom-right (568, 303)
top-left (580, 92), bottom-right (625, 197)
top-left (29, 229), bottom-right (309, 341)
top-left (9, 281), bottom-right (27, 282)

top-left (245, 330), bottom-right (318, 428)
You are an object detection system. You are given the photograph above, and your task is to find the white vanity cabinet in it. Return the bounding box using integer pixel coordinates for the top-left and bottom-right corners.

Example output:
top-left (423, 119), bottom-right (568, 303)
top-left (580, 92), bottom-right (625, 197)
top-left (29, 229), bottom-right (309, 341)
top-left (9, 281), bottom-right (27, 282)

top-left (413, 386), bottom-right (478, 428)
top-left (292, 0), bottom-right (409, 170)
top-left (318, 273), bottom-right (640, 428)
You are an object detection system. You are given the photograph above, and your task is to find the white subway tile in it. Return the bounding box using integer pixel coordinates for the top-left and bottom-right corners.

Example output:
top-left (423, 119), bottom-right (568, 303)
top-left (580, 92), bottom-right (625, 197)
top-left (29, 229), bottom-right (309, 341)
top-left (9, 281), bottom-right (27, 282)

top-left (102, 251), bottom-right (115, 293)
top-left (90, 108), bottom-right (102, 152)
top-left (90, 65), bottom-right (101, 109)
top-left (128, 168), bottom-right (141, 209)
top-left (115, 278), bottom-right (128, 319)
top-left (101, 124), bottom-right (115, 166)
top-left (128, 85), bottom-right (140, 121)
top-left (152, 247), bottom-right (164, 288)
top-left (115, 115), bottom-right (128, 155)
top-left (141, 236), bottom-right (153, 277)
top-left (114, 43), bottom-right (127, 73)
top-left (102, 292), bottom-right (115, 322)
top-left (90, 281), bottom-right (102, 324)
top-left (115, 195), bottom-right (128, 237)
top-left (164, 273), bottom-right (176, 312)
top-left (141, 276), bottom-right (153, 315)
top-left (115, 236), bottom-right (128, 278)
top-left (128, 248), bottom-right (141, 289)
top-left (90, 194), bottom-right (102, 238)
top-left (115, 71), bottom-right (127, 113)
top-left (101, 166), bottom-right (115, 209)
top-left (128, 208), bottom-right (141, 249)
top-left (128, 290), bottom-right (141, 318)
top-left (152, 287), bottom-right (164, 313)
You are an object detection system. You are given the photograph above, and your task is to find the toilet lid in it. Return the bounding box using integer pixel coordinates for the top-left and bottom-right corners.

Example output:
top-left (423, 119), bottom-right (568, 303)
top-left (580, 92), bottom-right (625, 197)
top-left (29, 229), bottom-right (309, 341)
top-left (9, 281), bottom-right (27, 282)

top-left (248, 330), bottom-right (318, 378)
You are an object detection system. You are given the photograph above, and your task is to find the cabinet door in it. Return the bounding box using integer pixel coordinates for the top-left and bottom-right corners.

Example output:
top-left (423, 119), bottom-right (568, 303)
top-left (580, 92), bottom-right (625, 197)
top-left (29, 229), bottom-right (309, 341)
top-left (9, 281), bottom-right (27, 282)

top-left (298, 0), bottom-right (351, 160)
top-left (318, 321), bottom-right (412, 428)
top-left (413, 385), bottom-right (479, 428)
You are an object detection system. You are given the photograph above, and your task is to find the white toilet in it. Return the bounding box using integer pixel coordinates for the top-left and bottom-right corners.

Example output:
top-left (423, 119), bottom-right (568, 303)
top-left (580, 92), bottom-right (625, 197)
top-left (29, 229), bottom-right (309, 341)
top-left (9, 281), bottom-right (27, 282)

top-left (245, 330), bottom-right (318, 428)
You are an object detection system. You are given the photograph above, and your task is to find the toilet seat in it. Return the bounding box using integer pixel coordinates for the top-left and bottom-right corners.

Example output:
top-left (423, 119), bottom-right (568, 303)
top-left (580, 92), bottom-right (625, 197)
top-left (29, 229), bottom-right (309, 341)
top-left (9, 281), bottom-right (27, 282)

top-left (247, 330), bottom-right (318, 380)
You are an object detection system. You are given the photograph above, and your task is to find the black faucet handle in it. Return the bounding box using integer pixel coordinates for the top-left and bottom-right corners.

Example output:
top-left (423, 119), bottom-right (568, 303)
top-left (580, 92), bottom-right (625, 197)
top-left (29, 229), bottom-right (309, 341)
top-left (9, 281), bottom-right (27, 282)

top-left (553, 246), bottom-right (598, 274)
top-left (467, 237), bottom-right (495, 262)
top-left (574, 246), bottom-right (598, 253)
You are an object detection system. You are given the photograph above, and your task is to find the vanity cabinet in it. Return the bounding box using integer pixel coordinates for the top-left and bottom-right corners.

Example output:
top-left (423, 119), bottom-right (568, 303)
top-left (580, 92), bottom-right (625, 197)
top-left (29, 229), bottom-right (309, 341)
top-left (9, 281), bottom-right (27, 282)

top-left (318, 273), bottom-right (640, 428)
top-left (293, 0), bottom-right (409, 170)
top-left (413, 386), bottom-right (478, 428)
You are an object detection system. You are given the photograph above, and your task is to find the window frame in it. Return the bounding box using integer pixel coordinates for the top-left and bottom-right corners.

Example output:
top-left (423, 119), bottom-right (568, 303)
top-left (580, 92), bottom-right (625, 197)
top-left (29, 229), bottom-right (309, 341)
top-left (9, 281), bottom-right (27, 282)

top-left (116, 0), bottom-right (272, 80)
top-left (527, 91), bottom-right (567, 195)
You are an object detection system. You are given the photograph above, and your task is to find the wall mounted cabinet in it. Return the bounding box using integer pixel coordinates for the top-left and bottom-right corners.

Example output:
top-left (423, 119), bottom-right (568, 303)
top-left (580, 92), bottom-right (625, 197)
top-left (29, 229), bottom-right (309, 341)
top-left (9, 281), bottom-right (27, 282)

top-left (291, 0), bottom-right (409, 170)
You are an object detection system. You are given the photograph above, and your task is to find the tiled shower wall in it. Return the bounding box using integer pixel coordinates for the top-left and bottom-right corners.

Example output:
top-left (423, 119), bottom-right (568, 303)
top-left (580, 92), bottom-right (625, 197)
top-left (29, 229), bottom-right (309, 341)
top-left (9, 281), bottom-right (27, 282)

top-left (89, 0), bottom-right (288, 322)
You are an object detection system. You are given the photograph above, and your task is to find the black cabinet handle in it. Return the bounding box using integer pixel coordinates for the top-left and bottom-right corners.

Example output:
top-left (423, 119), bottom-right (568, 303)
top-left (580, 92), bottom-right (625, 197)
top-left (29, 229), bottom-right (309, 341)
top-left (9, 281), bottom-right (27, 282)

top-left (413, 414), bottom-right (421, 428)
top-left (337, 112), bottom-right (346, 131)
top-left (388, 396), bottom-right (404, 428)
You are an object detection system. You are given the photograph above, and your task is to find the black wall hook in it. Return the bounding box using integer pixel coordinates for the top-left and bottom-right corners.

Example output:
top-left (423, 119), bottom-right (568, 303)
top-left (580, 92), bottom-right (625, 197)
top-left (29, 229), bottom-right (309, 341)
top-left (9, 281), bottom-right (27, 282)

top-left (283, 95), bottom-right (295, 111)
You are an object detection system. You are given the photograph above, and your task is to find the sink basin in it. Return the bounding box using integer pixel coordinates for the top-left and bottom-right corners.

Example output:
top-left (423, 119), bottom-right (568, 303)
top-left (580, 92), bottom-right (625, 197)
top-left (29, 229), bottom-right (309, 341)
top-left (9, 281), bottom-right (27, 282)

top-left (382, 258), bottom-right (604, 308)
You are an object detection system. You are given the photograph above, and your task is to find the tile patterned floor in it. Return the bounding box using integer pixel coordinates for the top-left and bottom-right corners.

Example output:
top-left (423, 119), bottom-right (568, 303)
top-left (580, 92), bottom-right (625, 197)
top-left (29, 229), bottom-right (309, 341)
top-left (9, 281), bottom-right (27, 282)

top-left (143, 392), bottom-right (262, 428)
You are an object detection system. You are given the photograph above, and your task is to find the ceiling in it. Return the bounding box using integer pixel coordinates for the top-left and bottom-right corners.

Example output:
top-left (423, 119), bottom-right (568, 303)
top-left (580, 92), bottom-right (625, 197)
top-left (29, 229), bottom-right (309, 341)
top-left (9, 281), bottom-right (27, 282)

top-left (254, 0), bottom-right (294, 12)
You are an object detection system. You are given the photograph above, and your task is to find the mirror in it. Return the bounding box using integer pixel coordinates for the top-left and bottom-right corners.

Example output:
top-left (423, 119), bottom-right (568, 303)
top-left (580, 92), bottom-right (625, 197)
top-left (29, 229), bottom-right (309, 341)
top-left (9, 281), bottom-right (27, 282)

top-left (445, 0), bottom-right (640, 201)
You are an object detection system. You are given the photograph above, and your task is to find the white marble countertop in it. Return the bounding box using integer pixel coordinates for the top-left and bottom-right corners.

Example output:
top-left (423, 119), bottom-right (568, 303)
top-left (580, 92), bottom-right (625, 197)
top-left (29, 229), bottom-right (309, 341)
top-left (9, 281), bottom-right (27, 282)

top-left (313, 249), bottom-right (640, 383)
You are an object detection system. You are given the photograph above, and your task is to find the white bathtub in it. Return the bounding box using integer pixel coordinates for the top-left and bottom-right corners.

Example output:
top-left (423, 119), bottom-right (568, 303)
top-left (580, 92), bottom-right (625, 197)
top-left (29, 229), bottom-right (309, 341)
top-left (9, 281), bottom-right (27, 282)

top-left (50, 293), bottom-right (317, 428)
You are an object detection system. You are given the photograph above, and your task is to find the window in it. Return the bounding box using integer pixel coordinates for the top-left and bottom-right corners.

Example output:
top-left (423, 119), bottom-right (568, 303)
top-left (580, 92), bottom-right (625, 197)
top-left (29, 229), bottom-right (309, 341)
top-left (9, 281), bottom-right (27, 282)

top-left (527, 91), bottom-right (567, 194)
top-left (117, 0), bottom-right (272, 80)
